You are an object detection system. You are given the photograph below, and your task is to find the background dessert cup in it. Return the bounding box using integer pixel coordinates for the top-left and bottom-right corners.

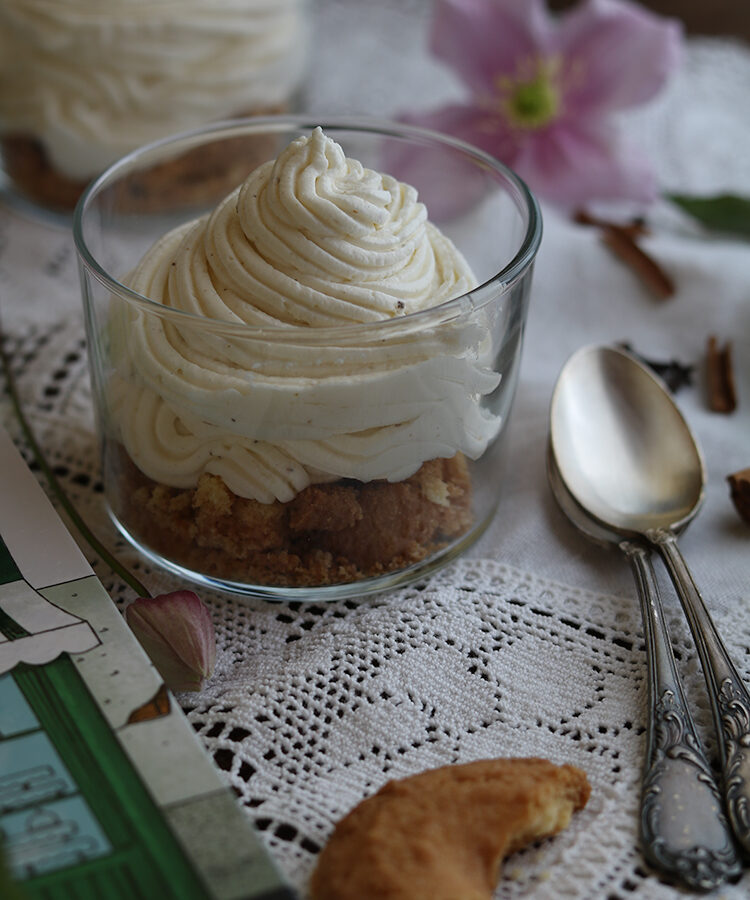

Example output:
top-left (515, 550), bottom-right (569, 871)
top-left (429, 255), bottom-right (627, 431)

top-left (0, 0), bottom-right (308, 214)
top-left (74, 117), bottom-right (541, 600)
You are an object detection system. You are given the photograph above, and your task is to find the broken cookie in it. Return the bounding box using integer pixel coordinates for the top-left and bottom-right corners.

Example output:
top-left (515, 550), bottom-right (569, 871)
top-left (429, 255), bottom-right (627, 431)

top-left (309, 757), bottom-right (590, 900)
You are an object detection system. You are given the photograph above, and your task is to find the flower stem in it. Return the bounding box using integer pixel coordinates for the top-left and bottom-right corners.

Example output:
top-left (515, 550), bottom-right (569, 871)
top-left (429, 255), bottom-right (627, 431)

top-left (0, 327), bottom-right (151, 598)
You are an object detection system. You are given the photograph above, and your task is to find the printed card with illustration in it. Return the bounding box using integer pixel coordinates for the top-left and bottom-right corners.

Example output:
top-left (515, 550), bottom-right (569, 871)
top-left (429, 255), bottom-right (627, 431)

top-left (0, 426), bottom-right (294, 900)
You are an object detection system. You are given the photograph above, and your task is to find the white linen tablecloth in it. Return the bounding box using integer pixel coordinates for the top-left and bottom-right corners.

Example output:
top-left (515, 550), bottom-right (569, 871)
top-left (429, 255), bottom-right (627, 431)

top-left (1, 4), bottom-right (749, 898)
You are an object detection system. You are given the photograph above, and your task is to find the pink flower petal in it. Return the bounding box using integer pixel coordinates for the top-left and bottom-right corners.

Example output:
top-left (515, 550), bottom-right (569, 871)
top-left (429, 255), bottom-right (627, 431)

top-left (125, 590), bottom-right (216, 693)
top-left (399, 103), bottom-right (657, 209)
top-left (512, 118), bottom-right (657, 208)
top-left (431, 0), bottom-right (554, 96)
top-left (556, 0), bottom-right (683, 115)
top-left (404, 104), bottom-right (523, 167)
top-left (395, 106), bottom-right (521, 220)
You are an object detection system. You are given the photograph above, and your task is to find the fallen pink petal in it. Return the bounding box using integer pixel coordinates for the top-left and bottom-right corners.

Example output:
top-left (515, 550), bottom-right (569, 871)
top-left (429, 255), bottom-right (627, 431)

top-left (125, 590), bottom-right (216, 693)
top-left (403, 0), bottom-right (683, 209)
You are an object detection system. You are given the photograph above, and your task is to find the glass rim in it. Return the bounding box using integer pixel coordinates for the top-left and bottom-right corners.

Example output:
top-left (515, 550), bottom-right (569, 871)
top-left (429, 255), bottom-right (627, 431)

top-left (73, 114), bottom-right (542, 340)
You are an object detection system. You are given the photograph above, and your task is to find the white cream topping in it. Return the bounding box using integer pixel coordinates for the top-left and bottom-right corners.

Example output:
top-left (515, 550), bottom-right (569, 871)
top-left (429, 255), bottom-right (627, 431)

top-left (0, 0), bottom-right (307, 179)
top-left (110, 128), bottom-right (502, 502)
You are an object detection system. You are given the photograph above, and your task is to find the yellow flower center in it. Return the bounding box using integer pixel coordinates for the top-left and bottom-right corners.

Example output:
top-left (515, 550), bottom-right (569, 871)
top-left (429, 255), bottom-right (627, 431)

top-left (495, 57), bottom-right (562, 130)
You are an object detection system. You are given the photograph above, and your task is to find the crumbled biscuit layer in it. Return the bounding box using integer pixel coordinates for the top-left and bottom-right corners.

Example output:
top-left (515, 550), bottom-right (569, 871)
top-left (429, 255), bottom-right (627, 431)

top-left (310, 757), bottom-right (590, 900)
top-left (1, 104), bottom-right (285, 212)
top-left (113, 451), bottom-right (473, 587)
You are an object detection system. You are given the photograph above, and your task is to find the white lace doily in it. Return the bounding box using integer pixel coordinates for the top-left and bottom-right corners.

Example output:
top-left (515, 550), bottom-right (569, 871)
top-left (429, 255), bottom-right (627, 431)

top-left (3, 317), bottom-right (750, 900)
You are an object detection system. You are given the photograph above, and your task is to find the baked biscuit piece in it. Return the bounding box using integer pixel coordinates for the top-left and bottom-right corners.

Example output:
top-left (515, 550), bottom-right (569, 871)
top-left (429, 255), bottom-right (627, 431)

top-left (309, 757), bottom-right (590, 900)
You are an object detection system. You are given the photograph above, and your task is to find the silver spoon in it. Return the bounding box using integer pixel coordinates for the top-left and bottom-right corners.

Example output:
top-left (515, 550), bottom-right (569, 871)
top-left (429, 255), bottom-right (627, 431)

top-left (547, 447), bottom-right (740, 888)
top-left (550, 342), bottom-right (750, 856)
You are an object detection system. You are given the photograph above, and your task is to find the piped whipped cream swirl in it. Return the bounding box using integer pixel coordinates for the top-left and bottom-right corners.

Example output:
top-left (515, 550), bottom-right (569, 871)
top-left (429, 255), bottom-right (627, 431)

top-left (111, 128), bottom-right (502, 503)
top-left (0, 0), bottom-right (307, 179)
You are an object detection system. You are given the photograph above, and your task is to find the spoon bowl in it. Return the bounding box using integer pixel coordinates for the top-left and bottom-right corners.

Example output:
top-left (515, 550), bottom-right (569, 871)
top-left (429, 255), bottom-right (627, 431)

top-left (550, 344), bottom-right (704, 536)
top-left (550, 343), bottom-right (750, 856)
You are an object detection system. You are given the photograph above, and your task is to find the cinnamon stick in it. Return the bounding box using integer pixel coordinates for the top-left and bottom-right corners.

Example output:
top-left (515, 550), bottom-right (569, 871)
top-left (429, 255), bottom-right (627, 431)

top-left (727, 467), bottom-right (750, 526)
top-left (599, 228), bottom-right (675, 300)
top-left (573, 209), bottom-right (649, 239)
top-left (706, 336), bottom-right (737, 413)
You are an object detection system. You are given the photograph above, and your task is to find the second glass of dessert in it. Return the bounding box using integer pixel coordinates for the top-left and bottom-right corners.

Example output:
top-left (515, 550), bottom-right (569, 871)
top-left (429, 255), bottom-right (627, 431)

top-left (0, 0), bottom-right (308, 213)
top-left (74, 118), bottom-right (542, 599)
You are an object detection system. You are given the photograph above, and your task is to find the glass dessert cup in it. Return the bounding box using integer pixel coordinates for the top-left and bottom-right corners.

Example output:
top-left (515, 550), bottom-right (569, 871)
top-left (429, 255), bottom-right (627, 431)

top-left (74, 116), bottom-right (542, 601)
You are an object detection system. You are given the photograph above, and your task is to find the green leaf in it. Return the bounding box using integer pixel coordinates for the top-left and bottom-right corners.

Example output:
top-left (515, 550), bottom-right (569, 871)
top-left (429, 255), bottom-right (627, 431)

top-left (666, 192), bottom-right (750, 238)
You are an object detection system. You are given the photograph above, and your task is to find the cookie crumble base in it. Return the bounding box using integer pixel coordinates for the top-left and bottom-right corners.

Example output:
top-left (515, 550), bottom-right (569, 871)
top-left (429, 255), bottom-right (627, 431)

top-left (113, 453), bottom-right (473, 587)
top-left (1, 103), bottom-right (286, 213)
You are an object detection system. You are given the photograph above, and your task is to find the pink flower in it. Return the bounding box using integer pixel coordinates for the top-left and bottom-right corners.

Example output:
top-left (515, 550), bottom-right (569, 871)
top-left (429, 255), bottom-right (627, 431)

top-left (404, 0), bottom-right (682, 208)
top-left (125, 591), bottom-right (216, 692)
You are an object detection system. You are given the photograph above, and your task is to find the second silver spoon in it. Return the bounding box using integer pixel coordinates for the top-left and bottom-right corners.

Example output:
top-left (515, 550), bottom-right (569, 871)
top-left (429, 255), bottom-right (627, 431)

top-left (547, 448), bottom-right (740, 889)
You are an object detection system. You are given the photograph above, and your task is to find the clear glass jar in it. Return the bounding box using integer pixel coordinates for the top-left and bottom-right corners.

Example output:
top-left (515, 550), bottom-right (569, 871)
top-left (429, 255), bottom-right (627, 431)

top-left (0, 0), bottom-right (309, 214)
top-left (74, 117), bottom-right (542, 600)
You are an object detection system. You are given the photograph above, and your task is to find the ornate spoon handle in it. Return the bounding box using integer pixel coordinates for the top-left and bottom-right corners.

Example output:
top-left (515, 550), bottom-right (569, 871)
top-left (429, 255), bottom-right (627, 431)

top-left (623, 541), bottom-right (740, 888)
top-left (651, 528), bottom-right (750, 854)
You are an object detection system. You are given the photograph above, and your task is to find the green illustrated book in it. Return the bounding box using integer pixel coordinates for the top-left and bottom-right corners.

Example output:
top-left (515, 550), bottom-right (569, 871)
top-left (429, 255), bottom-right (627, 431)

top-left (0, 426), bottom-right (295, 900)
